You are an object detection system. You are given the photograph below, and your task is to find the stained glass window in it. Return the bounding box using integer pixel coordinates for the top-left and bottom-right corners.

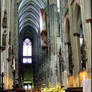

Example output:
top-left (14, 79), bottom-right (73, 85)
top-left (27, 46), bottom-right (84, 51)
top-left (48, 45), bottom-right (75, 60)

top-left (23, 38), bottom-right (32, 64)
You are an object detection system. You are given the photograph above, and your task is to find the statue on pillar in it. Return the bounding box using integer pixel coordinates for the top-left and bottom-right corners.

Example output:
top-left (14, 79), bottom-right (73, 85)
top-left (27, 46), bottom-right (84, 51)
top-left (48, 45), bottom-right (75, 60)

top-left (1, 30), bottom-right (7, 51)
top-left (81, 39), bottom-right (87, 69)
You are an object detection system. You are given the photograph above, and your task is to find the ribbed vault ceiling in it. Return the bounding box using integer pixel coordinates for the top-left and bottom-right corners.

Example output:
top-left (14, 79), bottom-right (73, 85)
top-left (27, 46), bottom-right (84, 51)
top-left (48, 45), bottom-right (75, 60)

top-left (18, 0), bottom-right (47, 33)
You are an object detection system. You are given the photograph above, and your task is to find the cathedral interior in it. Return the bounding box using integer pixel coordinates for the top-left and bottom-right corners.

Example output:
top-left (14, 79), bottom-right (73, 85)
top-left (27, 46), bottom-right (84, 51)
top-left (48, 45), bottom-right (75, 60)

top-left (0, 0), bottom-right (92, 92)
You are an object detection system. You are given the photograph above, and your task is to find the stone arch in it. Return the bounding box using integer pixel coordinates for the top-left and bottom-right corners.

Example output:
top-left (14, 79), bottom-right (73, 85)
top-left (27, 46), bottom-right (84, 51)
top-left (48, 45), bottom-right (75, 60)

top-left (18, 0), bottom-right (47, 87)
top-left (73, 3), bottom-right (87, 71)
top-left (74, 3), bottom-right (82, 33)
top-left (18, 0), bottom-right (47, 33)
top-left (75, 4), bottom-right (81, 20)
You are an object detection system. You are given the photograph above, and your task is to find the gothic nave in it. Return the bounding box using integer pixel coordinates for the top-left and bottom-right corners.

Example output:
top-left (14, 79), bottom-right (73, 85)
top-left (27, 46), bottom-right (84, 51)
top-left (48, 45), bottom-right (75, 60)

top-left (0, 0), bottom-right (92, 92)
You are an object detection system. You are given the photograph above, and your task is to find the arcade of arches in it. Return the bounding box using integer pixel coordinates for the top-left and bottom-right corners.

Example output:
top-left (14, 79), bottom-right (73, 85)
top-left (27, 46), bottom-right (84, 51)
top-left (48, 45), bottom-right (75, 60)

top-left (0, 0), bottom-right (92, 91)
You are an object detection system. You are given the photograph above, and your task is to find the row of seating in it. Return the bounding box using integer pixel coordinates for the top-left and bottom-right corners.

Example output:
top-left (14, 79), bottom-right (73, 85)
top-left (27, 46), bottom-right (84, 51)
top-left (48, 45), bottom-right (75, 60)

top-left (65, 87), bottom-right (83, 92)
top-left (1, 88), bottom-right (26, 92)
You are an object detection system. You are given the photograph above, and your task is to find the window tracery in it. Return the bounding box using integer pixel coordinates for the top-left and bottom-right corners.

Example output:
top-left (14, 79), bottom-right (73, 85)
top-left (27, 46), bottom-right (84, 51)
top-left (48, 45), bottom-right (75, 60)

top-left (23, 38), bottom-right (32, 64)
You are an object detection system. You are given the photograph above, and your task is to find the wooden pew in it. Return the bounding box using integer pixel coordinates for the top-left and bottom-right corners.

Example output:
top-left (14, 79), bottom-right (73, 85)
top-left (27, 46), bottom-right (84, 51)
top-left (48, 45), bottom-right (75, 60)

top-left (4, 88), bottom-right (26, 92)
top-left (65, 87), bottom-right (83, 92)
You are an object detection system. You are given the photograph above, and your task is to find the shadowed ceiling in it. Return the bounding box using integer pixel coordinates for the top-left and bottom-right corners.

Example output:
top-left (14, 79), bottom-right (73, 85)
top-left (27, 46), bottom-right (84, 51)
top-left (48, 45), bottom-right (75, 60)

top-left (18, 0), bottom-right (47, 33)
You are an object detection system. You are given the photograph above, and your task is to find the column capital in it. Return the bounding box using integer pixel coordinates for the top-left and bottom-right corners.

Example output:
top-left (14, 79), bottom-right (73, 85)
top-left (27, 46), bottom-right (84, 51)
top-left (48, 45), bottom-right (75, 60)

top-left (73, 33), bottom-right (80, 37)
top-left (86, 19), bottom-right (92, 23)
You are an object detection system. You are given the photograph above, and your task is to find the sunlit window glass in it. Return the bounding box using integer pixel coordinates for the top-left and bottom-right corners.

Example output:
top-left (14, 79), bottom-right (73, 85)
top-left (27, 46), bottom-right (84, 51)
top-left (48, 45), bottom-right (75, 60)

top-left (23, 38), bottom-right (32, 64)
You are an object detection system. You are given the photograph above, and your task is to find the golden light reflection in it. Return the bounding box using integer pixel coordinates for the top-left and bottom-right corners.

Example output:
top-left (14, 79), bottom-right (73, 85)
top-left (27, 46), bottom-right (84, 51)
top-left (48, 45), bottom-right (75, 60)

top-left (4, 74), bottom-right (13, 89)
top-left (73, 76), bottom-right (79, 87)
top-left (68, 75), bottom-right (74, 87)
top-left (78, 70), bottom-right (88, 86)
top-left (68, 70), bottom-right (89, 87)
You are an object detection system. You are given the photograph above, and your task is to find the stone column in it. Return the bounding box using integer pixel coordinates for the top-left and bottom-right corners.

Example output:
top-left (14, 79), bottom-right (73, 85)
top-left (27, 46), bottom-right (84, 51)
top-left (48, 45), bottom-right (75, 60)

top-left (61, 26), bottom-right (69, 88)
top-left (72, 22), bottom-right (81, 86)
top-left (13, 0), bottom-right (19, 84)
top-left (69, 3), bottom-right (81, 87)
top-left (85, 0), bottom-right (91, 20)
top-left (84, 0), bottom-right (92, 77)
top-left (49, 2), bottom-right (58, 86)
top-left (1, 0), bottom-right (8, 88)
top-left (64, 44), bottom-right (69, 88)
top-left (80, 0), bottom-right (92, 79)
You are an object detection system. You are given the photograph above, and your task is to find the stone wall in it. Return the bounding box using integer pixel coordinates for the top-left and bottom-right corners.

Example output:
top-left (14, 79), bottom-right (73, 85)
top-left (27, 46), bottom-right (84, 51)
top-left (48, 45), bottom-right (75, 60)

top-left (35, 0), bottom-right (62, 87)
top-left (0, 0), bottom-right (91, 89)
top-left (61, 0), bottom-right (92, 88)
top-left (0, 0), bottom-right (18, 89)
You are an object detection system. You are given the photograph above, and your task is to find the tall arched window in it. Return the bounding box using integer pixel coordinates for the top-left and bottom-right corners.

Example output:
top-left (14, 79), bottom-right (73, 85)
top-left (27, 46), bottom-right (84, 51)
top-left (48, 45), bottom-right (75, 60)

top-left (23, 38), bottom-right (32, 64)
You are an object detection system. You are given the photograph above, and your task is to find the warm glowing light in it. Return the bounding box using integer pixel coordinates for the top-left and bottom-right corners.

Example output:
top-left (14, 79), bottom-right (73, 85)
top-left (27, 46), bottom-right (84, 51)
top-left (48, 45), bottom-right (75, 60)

top-left (4, 75), bottom-right (13, 89)
top-left (68, 75), bottom-right (74, 87)
top-left (79, 70), bottom-right (88, 86)
top-left (83, 75), bottom-right (85, 80)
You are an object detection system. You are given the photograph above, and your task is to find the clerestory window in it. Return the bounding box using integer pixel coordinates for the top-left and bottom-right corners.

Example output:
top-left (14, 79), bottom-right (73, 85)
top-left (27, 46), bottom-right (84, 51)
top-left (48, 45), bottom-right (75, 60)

top-left (23, 38), bottom-right (32, 64)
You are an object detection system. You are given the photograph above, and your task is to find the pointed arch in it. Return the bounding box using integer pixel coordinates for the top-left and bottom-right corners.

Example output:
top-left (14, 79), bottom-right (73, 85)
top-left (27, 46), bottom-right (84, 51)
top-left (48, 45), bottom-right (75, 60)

top-left (18, 0), bottom-right (47, 33)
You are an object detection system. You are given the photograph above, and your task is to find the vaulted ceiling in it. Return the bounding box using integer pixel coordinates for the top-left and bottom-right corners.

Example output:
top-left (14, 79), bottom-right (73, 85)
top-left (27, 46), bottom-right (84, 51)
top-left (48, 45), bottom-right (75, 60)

top-left (18, 0), bottom-right (47, 33)
top-left (18, 0), bottom-right (48, 83)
